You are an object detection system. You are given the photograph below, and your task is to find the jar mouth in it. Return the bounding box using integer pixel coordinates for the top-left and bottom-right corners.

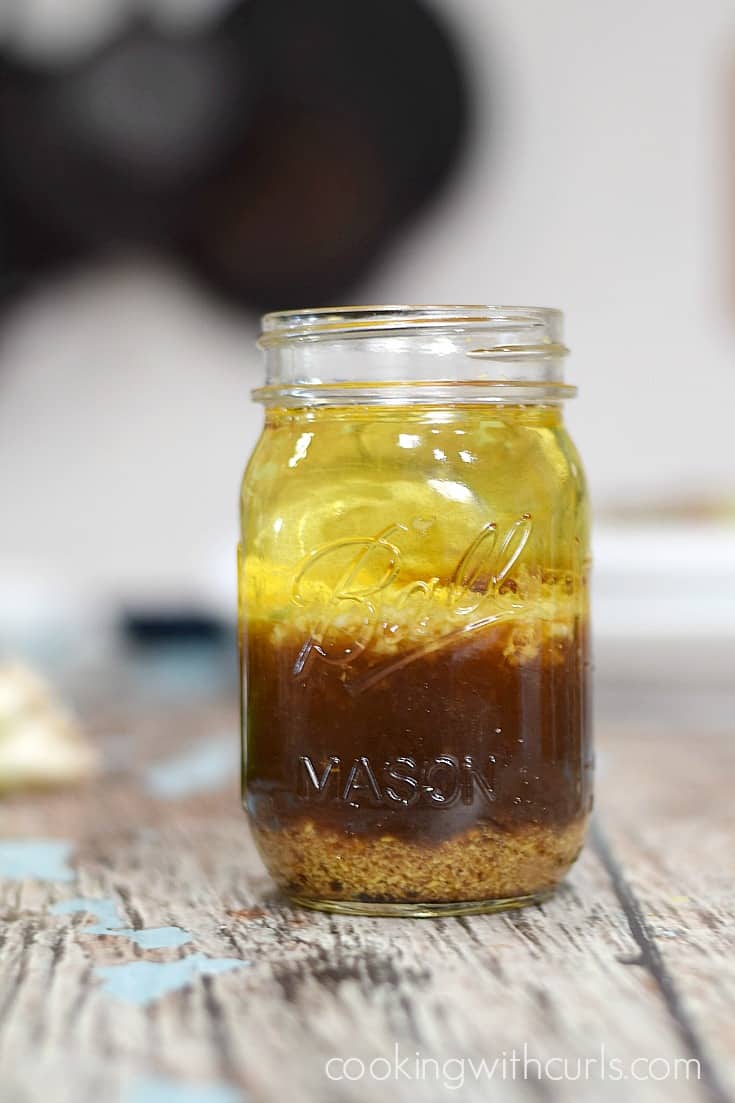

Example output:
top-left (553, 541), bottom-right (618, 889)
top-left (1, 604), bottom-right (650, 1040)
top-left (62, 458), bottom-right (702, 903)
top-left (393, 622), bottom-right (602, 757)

top-left (256, 304), bottom-right (574, 405)
top-left (259, 304), bottom-right (567, 353)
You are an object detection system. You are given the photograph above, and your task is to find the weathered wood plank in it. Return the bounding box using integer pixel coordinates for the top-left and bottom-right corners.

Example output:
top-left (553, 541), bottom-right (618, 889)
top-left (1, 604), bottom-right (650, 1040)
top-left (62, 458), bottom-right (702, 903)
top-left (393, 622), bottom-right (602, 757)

top-left (595, 719), bottom-right (735, 1103)
top-left (0, 699), bottom-right (731, 1103)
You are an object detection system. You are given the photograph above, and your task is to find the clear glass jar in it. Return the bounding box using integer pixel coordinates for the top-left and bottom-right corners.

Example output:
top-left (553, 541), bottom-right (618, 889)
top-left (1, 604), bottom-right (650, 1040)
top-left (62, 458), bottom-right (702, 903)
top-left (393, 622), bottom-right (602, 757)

top-left (239, 306), bottom-right (592, 916)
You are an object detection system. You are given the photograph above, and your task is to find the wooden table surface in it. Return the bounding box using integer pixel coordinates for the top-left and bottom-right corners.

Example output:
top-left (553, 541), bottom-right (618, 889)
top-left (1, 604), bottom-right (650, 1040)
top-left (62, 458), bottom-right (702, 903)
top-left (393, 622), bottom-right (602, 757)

top-left (1, 685), bottom-right (733, 1103)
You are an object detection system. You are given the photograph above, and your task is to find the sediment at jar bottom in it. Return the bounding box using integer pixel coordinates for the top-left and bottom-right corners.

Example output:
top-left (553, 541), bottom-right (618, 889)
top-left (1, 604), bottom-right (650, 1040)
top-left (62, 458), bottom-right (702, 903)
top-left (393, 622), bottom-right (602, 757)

top-left (251, 816), bottom-right (589, 905)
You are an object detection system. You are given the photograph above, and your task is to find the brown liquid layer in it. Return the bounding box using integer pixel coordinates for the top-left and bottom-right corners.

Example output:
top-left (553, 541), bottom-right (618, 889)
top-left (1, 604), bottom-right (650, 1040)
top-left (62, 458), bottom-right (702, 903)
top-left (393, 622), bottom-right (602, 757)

top-left (244, 612), bottom-right (592, 846)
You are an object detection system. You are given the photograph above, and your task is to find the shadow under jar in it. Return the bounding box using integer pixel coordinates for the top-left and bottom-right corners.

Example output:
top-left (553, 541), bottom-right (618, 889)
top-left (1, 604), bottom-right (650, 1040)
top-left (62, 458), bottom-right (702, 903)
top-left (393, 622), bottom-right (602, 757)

top-left (239, 306), bottom-right (592, 916)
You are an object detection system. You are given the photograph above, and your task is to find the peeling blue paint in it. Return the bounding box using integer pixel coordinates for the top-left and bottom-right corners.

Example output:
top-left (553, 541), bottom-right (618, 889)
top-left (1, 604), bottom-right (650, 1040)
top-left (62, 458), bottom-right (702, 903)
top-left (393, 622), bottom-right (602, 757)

top-left (49, 897), bottom-right (192, 948)
top-left (50, 896), bottom-right (123, 927)
top-left (126, 1075), bottom-right (243, 1103)
top-left (99, 926), bottom-right (192, 949)
top-left (144, 735), bottom-right (238, 800)
top-left (0, 840), bottom-right (75, 881)
top-left (95, 953), bottom-right (249, 1005)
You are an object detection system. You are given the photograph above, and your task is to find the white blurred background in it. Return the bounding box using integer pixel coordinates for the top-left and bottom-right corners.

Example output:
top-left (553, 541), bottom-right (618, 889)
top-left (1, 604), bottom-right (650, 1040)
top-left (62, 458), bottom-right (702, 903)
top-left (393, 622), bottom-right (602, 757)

top-left (1, 0), bottom-right (734, 686)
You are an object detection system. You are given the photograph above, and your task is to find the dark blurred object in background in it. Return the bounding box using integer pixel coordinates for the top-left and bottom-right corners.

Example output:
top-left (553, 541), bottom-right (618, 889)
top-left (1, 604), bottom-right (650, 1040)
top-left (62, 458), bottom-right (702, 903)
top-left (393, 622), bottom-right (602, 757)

top-left (0, 0), bottom-right (472, 310)
top-left (121, 608), bottom-right (229, 647)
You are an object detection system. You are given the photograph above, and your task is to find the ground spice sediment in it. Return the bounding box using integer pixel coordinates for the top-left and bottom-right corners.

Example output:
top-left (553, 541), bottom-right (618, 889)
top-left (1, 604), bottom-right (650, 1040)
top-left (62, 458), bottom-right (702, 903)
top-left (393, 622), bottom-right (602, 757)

top-left (252, 817), bottom-right (588, 905)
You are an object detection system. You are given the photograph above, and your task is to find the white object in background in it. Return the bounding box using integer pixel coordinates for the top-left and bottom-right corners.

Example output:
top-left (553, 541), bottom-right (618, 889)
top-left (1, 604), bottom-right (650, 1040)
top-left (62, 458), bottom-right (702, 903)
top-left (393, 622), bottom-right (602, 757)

top-left (593, 522), bottom-right (735, 686)
top-left (0, 664), bottom-right (99, 792)
top-left (594, 523), bottom-right (735, 639)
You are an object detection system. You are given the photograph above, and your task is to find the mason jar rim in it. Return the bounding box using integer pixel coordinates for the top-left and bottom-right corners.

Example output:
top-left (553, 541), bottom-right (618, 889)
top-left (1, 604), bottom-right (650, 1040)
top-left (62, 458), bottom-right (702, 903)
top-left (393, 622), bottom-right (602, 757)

top-left (259, 304), bottom-right (567, 351)
top-left (254, 304), bottom-right (574, 406)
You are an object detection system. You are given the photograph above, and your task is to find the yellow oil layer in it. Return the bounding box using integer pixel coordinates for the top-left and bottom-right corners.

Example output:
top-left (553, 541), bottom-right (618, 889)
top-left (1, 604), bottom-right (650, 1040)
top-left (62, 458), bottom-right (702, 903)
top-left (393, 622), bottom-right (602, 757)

top-left (240, 403), bottom-right (589, 647)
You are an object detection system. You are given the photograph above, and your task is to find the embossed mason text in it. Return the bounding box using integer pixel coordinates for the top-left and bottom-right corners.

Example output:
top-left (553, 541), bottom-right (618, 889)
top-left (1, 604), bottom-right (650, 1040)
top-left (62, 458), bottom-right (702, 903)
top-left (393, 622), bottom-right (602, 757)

top-left (297, 753), bottom-right (501, 808)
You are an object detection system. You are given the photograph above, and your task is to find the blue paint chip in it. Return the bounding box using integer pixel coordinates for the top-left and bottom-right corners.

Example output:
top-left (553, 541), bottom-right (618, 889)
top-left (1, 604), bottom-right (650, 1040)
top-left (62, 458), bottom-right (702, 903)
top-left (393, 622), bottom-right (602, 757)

top-left (101, 927), bottom-right (192, 949)
top-left (126, 1075), bottom-right (243, 1103)
top-left (144, 735), bottom-right (238, 800)
top-left (0, 840), bottom-right (75, 882)
top-left (50, 896), bottom-right (123, 927)
top-left (49, 898), bottom-right (192, 948)
top-left (95, 953), bottom-right (249, 1005)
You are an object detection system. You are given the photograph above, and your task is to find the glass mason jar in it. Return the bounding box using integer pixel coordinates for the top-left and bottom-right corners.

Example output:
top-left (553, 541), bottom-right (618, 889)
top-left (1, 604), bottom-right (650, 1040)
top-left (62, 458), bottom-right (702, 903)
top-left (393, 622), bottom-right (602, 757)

top-left (239, 306), bottom-right (592, 917)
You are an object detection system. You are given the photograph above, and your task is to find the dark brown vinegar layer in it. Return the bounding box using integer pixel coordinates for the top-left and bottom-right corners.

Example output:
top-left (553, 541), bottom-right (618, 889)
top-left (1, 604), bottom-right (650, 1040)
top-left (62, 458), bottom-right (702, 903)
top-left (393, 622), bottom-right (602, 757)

top-left (244, 614), bottom-right (592, 845)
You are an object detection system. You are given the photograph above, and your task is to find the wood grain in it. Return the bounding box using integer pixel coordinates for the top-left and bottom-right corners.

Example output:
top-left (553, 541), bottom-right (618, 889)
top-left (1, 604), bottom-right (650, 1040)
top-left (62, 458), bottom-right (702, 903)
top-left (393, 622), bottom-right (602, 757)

top-left (0, 698), bottom-right (732, 1103)
top-left (595, 718), bottom-right (735, 1103)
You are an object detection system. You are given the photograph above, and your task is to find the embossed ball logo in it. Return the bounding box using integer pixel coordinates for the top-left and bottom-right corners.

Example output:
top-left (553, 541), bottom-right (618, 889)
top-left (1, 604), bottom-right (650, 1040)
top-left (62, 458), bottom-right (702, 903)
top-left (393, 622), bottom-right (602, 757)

top-left (291, 513), bottom-right (533, 692)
